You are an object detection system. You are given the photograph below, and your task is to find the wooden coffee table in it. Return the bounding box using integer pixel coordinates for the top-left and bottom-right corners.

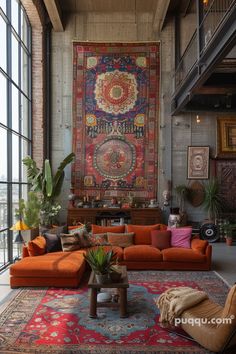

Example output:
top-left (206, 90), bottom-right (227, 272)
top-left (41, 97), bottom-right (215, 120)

top-left (88, 265), bottom-right (129, 318)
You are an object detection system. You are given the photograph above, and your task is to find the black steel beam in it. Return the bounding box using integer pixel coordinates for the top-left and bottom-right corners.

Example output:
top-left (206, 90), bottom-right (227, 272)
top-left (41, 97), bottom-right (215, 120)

top-left (171, 3), bottom-right (236, 115)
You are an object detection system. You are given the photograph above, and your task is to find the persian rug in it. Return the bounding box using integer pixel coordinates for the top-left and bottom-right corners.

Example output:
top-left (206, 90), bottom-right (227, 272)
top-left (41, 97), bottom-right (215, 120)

top-left (0, 271), bottom-right (229, 354)
top-left (72, 42), bottom-right (160, 200)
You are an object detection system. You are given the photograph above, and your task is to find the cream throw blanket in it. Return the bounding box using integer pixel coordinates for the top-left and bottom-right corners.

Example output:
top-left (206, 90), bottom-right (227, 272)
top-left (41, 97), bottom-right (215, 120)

top-left (156, 287), bottom-right (208, 324)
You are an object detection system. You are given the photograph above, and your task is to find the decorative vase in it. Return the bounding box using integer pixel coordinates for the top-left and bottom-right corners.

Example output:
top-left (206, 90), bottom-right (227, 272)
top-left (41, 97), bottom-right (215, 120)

top-left (168, 208), bottom-right (181, 228)
top-left (109, 270), bottom-right (122, 282)
top-left (95, 273), bottom-right (109, 284)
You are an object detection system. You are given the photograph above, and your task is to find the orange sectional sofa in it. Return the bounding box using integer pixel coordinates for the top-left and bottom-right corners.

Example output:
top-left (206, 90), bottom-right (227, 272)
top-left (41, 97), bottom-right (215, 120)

top-left (9, 224), bottom-right (212, 288)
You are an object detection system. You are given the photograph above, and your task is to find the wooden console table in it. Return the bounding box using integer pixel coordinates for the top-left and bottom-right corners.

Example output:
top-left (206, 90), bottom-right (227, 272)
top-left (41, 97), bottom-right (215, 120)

top-left (67, 207), bottom-right (162, 225)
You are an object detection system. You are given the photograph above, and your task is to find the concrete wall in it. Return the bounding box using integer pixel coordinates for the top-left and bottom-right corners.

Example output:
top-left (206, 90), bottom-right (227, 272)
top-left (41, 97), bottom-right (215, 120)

top-left (51, 11), bottom-right (217, 224)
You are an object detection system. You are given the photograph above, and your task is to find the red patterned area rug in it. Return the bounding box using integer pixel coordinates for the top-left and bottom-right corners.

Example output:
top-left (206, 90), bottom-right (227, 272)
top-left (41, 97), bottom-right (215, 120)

top-left (0, 271), bottom-right (229, 354)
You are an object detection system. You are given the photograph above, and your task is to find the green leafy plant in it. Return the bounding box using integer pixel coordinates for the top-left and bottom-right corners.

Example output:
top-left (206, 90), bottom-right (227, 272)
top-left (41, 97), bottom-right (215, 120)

top-left (22, 152), bottom-right (75, 226)
top-left (174, 184), bottom-right (190, 213)
top-left (84, 247), bottom-right (116, 275)
top-left (14, 192), bottom-right (41, 228)
top-left (202, 178), bottom-right (223, 221)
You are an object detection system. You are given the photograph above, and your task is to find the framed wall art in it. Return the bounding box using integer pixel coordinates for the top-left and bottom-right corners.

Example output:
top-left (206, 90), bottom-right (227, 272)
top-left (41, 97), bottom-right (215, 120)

top-left (217, 117), bottom-right (236, 158)
top-left (187, 146), bottom-right (210, 179)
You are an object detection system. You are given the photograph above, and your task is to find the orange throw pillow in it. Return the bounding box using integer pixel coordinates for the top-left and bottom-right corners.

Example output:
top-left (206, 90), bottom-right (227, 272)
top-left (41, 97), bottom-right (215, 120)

top-left (92, 224), bottom-right (125, 234)
top-left (126, 224), bottom-right (167, 245)
top-left (28, 236), bottom-right (47, 257)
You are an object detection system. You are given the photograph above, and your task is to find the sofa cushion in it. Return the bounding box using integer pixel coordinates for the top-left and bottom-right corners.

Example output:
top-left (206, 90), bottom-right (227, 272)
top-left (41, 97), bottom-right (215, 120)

top-left (68, 225), bottom-right (84, 233)
top-left (39, 224), bottom-right (67, 236)
top-left (28, 236), bottom-right (47, 256)
top-left (151, 230), bottom-right (171, 250)
top-left (107, 232), bottom-right (134, 248)
top-left (87, 233), bottom-right (109, 246)
top-left (92, 224), bottom-right (125, 234)
top-left (126, 224), bottom-right (167, 245)
top-left (60, 233), bottom-right (82, 251)
top-left (44, 232), bottom-right (62, 253)
top-left (10, 250), bottom-right (86, 278)
top-left (162, 248), bottom-right (206, 263)
top-left (123, 245), bottom-right (163, 262)
top-left (169, 227), bottom-right (192, 248)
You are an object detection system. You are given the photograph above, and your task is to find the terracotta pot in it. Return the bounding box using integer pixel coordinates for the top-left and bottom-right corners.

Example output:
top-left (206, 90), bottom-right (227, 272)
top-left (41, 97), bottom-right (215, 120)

top-left (226, 237), bottom-right (233, 246)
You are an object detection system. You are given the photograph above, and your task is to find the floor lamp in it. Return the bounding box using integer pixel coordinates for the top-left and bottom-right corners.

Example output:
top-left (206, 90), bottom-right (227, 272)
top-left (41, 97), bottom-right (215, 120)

top-left (10, 220), bottom-right (30, 260)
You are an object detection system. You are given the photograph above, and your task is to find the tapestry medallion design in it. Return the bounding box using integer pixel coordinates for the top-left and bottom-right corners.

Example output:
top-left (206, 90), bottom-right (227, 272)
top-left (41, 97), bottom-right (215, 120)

top-left (72, 42), bottom-right (160, 198)
top-left (95, 70), bottom-right (138, 115)
top-left (94, 137), bottom-right (136, 179)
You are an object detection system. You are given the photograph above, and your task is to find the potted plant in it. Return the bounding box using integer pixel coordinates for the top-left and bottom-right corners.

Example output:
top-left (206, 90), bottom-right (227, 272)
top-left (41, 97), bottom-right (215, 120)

top-left (222, 222), bottom-right (235, 246)
top-left (84, 247), bottom-right (116, 283)
top-left (110, 260), bottom-right (123, 282)
top-left (170, 184), bottom-right (190, 226)
top-left (15, 192), bottom-right (41, 229)
top-left (23, 152), bottom-right (75, 226)
top-left (174, 184), bottom-right (190, 214)
top-left (202, 178), bottom-right (223, 223)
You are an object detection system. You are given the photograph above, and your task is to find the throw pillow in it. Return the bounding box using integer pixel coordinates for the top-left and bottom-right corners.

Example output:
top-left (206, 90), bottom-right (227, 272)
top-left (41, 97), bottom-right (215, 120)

top-left (28, 236), bottom-right (47, 256)
top-left (169, 227), bottom-right (192, 248)
top-left (87, 233), bottom-right (109, 247)
top-left (126, 224), bottom-right (167, 245)
top-left (65, 227), bottom-right (92, 249)
top-left (107, 232), bottom-right (134, 248)
top-left (68, 226), bottom-right (85, 234)
top-left (92, 224), bottom-right (125, 234)
top-left (151, 230), bottom-right (171, 250)
top-left (39, 224), bottom-right (67, 236)
top-left (60, 233), bottom-right (81, 252)
top-left (44, 232), bottom-right (62, 253)
top-left (68, 224), bottom-right (84, 231)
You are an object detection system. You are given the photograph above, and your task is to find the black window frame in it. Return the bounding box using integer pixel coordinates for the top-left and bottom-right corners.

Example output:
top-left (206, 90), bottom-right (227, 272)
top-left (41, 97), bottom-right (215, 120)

top-left (0, 0), bottom-right (32, 270)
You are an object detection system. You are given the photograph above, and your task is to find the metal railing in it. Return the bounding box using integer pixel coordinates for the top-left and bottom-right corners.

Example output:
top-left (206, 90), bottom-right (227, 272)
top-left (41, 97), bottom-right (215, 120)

top-left (174, 0), bottom-right (235, 90)
top-left (175, 31), bottom-right (198, 89)
top-left (200, 0), bottom-right (235, 52)
top-left (0, 202), bottom-right (18, 269)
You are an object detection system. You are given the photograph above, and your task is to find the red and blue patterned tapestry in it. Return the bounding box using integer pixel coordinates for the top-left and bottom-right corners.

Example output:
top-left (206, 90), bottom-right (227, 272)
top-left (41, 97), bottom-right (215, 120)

top-left (72, 42), bottom-right (160, 199)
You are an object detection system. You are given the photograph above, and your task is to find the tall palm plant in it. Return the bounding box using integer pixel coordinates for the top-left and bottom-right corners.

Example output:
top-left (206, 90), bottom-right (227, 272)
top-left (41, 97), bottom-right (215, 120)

top-left (202, 178), bottom-right (223, 222)
top-left (23, 152), bottom-right (75, 225)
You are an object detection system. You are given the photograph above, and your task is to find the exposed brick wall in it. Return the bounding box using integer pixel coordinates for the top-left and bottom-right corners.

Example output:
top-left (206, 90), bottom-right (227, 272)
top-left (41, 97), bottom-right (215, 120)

top-left (21, 0), bottom-right (48, 168)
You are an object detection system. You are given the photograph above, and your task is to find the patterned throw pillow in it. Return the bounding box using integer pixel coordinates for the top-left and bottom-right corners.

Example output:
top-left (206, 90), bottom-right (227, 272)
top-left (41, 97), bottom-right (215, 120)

top-left (60, 233), bottom-right (81, 252)
top-left (87, 233), bottom-right (109, 247)
top-left (68, 227), bottom-right (91, 248)
top-left (107, 232), bottom-right (134, 248)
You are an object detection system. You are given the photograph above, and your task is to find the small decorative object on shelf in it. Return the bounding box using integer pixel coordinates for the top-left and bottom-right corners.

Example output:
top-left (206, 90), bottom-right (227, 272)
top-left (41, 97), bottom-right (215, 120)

top-left (148, 199), bottom-right (159, 208)
top-left (68, 188), bottom-right (76, 207)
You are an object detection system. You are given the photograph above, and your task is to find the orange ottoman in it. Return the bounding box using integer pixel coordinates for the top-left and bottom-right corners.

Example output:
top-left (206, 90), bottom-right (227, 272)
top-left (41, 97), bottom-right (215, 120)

top-left (10, 250), bottom-right (86, 288)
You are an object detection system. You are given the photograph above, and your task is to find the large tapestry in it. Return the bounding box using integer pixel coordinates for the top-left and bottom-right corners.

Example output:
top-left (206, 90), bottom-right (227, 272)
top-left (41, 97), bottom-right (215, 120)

top-left (72, 42), bottom-right (160, 199)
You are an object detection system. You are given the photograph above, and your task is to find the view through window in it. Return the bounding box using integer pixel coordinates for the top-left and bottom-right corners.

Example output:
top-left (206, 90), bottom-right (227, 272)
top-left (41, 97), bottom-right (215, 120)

top-left (0, 0), bottom-right (31, 269)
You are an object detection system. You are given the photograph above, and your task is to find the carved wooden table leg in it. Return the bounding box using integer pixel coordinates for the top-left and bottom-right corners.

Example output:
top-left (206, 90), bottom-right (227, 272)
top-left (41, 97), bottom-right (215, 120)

top-left (119, 288), bottom-right (128, 318)
top-left (89, 288), bottom-right (97, 318)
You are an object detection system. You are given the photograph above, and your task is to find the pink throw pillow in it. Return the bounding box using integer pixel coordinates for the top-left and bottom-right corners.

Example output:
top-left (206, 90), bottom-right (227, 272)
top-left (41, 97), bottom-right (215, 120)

top-left (169, 227), bottom-right (192, 248)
